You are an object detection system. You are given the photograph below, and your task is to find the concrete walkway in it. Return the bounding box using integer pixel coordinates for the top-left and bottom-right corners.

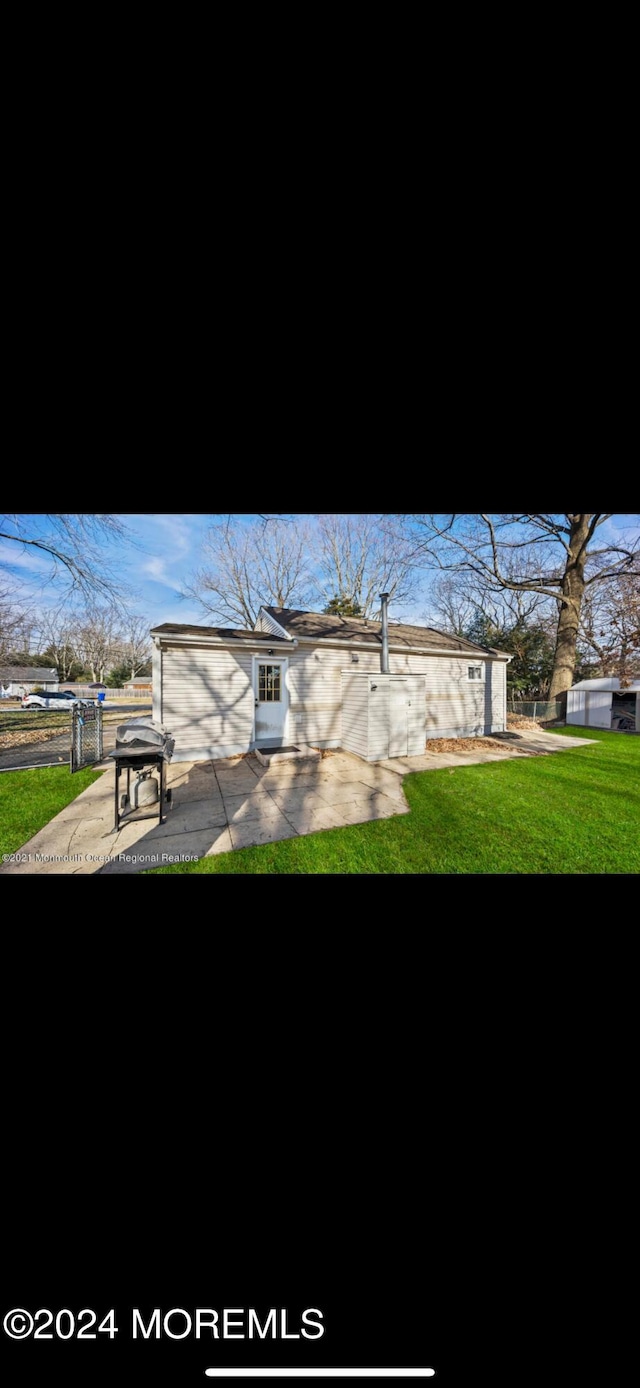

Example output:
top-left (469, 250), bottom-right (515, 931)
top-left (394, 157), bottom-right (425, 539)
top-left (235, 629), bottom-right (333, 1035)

top-left (0, 731), bottom-right (594, 875)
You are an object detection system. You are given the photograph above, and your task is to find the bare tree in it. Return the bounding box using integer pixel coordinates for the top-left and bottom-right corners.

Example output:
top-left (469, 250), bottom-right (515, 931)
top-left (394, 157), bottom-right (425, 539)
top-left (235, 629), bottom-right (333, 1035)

top-left (579, 573), bottom-right (640, 686)
top-left (313, 514), bottom-right (417, 618)
top-left (424, 573), bottom-right (551, 637)
top-left (74, 607), bottom-right (122, 683)
top-left (185, 517), bottom-right (316, 627)
top-left (0, 514), bottom-right (131, 602)
top-left (116, 614), bottom-right (152, 680)
top-left (37, 607), bottom-right (79, 682)
top-left (422, 575), bottom-right (485, 636)
top-left (0, 585), bottom-right (34, 661)
top-left (402, 514), bottom-right (640, 703)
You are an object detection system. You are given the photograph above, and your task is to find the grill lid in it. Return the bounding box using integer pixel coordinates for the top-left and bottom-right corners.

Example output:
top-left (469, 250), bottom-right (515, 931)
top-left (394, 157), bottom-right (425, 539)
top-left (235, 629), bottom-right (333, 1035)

top-left (115, 718), bottom-right (174, 759)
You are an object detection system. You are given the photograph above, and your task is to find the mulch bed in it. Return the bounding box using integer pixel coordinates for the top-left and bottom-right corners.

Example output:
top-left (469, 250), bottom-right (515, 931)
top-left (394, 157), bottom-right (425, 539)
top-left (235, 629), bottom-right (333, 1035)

top-left (507, 712), bottom-right (548, 731)
top-left (425, 737), bottom-right (511, 754)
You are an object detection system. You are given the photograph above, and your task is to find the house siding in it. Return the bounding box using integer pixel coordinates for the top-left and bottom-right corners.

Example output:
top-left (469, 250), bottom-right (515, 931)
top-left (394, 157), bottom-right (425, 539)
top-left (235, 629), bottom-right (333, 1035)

top-left (340, 671), bottom-right (370, 759)
top-left (155, 635), bottom-right (507, 761)
top-left (392, 651), bottom-right (504, 739)
top-left (159, 645), bottom-right (254, 760)
top-left (488, 661), bottom-right (506, 733)
top-left (288, 646), bottom-right (505, 749)
top-left (255, 610), bottom-right (286, 638)
top-left (287, 645), bottom-right (365, 747)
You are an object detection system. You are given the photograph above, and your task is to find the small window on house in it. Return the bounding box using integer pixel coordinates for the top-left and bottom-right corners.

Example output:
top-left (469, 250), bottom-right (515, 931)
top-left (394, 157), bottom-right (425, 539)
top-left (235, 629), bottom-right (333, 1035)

top-left (467, 664), bottom-right (484, 682)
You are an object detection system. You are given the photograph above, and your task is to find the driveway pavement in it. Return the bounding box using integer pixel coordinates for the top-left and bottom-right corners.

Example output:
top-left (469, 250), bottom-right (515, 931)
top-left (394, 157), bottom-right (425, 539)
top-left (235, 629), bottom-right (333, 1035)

top-left (0, 731), bottom-right (594, 875)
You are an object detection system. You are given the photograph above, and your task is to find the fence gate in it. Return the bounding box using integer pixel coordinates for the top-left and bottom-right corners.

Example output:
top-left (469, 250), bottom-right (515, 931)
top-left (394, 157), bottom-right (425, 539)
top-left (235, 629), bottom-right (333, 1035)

top-left (70, 704), bottom-right (103, 773)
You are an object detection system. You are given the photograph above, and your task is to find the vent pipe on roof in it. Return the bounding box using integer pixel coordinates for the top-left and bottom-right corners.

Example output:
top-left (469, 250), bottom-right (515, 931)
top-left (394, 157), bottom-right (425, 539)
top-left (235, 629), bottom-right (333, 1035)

top-left (379, 593), bottom-right (390, 674)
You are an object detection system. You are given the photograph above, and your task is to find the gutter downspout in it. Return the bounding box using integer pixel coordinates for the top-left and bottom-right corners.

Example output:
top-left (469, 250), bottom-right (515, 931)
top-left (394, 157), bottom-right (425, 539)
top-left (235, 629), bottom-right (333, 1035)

top-left (379, 592), bottom-right (390, 674)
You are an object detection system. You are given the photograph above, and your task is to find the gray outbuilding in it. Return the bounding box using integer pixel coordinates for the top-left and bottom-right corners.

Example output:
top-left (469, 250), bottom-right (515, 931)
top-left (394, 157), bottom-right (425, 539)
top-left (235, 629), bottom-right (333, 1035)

top-left (566, 677), bottom-right (639, 731)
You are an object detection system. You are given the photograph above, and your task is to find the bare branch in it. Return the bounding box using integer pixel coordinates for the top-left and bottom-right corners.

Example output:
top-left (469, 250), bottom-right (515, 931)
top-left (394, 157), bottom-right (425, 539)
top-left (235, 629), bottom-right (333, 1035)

top-left (184, 518), bottom-right (316, 627)
top-left (313, 514), bottom-right (418, 617)
top-left (0, 514), bottom-right (133, 606)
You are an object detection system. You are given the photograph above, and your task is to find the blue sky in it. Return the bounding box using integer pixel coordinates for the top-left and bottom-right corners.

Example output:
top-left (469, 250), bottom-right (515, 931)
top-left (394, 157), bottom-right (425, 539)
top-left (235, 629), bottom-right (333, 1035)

top-left (120, 513), bottom-right (213, 625)
top-left (0, 513), bottom-right (434, 630)
top-left (0, 514), bottom-right (215, 629)
top-left (1, 514), bottom-right (638, 641)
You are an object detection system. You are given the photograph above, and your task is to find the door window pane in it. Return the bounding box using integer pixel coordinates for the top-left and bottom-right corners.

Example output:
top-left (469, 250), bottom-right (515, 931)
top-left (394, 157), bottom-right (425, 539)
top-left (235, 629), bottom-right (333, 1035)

top-left (258, 664), bottom-right (281, 702)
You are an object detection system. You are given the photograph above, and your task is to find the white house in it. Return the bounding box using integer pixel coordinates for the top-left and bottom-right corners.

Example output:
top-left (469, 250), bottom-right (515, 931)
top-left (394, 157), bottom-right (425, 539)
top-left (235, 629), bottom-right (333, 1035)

top-left (151, 602), bottom-right (511, 764)
top-left (567, 677), bottom-right (639, 731)
top-left (0, 667), bottom-right (59, 698)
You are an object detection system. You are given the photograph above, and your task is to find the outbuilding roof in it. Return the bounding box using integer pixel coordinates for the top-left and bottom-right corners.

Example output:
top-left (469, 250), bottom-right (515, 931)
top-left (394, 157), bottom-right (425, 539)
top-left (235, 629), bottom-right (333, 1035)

top-left (571, 677), bottom-right (640, 691)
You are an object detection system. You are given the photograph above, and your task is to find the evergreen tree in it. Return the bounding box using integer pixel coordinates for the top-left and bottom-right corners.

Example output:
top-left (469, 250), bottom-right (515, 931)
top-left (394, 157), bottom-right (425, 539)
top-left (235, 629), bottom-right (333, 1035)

top-left (323, 596), bottom-right (363, 618)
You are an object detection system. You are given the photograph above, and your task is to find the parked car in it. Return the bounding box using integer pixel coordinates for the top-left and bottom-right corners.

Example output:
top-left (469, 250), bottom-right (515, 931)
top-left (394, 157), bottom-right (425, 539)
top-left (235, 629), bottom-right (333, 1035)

top-left (21, 692), bottom-right (92, 710)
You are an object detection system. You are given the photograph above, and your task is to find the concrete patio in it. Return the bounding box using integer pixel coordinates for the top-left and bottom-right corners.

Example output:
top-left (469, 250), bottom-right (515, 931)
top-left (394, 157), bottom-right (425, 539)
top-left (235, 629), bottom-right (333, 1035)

top-left (0, 731), bottom-right (594, 875)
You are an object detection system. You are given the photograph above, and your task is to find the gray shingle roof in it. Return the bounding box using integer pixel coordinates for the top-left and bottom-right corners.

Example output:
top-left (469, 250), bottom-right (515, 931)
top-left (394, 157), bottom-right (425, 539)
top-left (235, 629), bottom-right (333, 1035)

top-left (151, 613), bottom-right (501, 656)
top-left (263, 608), bottom-right (497, 655)
top-left (0, 667), bottom-right (58, 683)
top-left (151, 623), bottom-right (283, 642)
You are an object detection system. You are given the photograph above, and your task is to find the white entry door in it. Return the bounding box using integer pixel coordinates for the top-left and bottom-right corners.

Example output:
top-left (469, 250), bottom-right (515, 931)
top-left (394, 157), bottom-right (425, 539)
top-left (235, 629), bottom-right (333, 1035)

top-left (254, 659), bottom-right (288, 744)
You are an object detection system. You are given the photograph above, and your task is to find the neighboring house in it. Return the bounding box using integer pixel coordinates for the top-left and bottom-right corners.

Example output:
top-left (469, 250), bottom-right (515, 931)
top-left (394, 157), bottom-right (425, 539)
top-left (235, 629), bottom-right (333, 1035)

top-left (151, 604), bottom-right (511, 764)
top-left (124, 677), bottom-right (152, 693)
top-left (567, 677), bottom-right (639, 731)
top-left (0, 667), bottom-right (59, 697)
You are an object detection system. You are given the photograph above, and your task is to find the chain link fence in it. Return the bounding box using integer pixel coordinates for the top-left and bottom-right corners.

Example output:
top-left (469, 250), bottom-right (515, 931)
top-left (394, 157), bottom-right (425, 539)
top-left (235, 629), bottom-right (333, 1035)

top-left (508, 700), bottom-right (563, 721)
top-left (70, 704), bottom-right (104, 773)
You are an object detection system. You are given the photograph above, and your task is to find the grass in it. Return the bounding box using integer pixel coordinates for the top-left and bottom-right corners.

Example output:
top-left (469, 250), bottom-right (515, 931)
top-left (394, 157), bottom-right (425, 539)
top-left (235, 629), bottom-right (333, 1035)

top-left (0, 765), bottom-right (101, 857)
top-left (151, 728), bottom-right (640, 875)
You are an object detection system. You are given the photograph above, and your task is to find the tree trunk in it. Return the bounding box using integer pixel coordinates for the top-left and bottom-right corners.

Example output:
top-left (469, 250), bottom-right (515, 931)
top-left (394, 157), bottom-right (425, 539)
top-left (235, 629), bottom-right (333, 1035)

top-left (548, 515), bottom-right (591, 709)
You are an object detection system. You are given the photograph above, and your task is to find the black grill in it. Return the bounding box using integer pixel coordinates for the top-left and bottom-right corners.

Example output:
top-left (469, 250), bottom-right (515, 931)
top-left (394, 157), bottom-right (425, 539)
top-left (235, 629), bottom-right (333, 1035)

top-left (110, 719), bottom-right (175, 832)
top-left (115, 717), bottom-right (175, 759)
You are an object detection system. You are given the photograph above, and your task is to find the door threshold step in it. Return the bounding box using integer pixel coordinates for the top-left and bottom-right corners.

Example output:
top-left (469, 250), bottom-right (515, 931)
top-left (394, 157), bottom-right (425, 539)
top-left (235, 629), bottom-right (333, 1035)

top-left (253, 744), bottom-right (322, 767)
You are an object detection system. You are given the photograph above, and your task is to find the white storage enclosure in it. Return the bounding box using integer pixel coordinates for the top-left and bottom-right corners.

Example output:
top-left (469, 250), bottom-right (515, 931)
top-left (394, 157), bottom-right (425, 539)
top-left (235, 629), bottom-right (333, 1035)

top-left (341, 672), bottom-right (426, 762)
top-left (566, 677), bottom-right (640, 731)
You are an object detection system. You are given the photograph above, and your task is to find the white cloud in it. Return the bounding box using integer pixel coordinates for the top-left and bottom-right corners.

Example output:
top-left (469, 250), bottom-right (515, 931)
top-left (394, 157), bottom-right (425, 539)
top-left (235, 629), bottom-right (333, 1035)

top-left (140, 556), bottom-right (172, 584)
top-left (143, 514), bottom-right (199, 557)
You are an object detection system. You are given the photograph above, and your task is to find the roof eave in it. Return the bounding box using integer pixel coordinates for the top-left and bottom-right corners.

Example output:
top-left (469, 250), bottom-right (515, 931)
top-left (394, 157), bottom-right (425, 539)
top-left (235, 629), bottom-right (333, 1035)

top-left (151, 629), bottom-right (296, 651)
top-left (291, 635), bottom-right (511, 661)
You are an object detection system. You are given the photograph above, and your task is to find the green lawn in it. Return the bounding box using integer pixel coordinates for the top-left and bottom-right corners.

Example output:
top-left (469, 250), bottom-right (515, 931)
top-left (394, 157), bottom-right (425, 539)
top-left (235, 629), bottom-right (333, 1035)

top-left (0, 766), bottom-right (102, 857)
top-left (151, 728), bottom-right (640, 875)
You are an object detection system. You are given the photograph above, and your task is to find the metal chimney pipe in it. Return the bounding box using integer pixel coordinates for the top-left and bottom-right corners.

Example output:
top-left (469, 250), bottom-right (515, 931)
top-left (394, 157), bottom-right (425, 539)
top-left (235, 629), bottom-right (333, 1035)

top-left (379, 592), bottom-right (390, 674)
